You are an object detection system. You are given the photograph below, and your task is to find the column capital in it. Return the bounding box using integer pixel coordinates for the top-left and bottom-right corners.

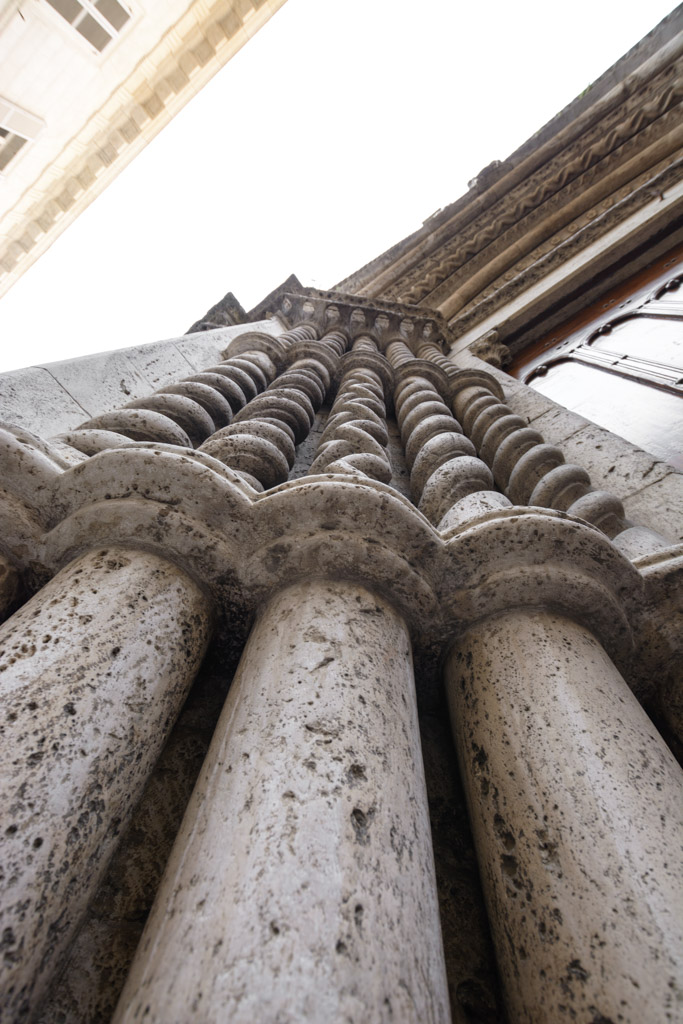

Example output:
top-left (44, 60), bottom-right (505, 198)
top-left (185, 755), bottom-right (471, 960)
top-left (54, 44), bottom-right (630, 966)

top-left (247, 280), bottom-right (451, 356)
top-left (441, 504), bottom-right (643, 675)
top-left (0, 424), bottom-right (649, 699)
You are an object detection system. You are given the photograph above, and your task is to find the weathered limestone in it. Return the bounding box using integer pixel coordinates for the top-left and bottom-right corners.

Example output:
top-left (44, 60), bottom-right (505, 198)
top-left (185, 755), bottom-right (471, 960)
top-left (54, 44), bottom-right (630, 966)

top-left (3, 22), bottom-right (683, 1016)
top-left (0, 322), bottom-right (285, 443)
top-left (69, 340), bottom-right (280, 452)
top-left (446, 608), bottom-right (683, 1024)
top-left (630, 545), bottom-right (683, 754)
top-left (0, 280), bottom-right (680, 1024)
top-left (0, 547), bottom-right (212, 1020)
top-left (50, 323), bottom-right (308, 462)
top-left (114, 579), bottom-right (450, 1023)
top-left (35, 656), bottom-right (233, 1024)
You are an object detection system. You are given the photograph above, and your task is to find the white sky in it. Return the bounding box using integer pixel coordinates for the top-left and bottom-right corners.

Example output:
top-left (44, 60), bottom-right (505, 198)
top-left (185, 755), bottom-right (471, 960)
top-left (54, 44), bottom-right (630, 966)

top-left (0, 0), bottom-right (677, 372)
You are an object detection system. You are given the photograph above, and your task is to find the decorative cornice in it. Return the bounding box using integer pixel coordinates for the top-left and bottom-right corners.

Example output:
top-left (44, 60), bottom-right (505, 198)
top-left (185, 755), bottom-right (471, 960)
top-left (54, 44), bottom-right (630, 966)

top-left (335, 15), bottom-right (683, 302)
top-left (245, 280), bottom-right (451, 354)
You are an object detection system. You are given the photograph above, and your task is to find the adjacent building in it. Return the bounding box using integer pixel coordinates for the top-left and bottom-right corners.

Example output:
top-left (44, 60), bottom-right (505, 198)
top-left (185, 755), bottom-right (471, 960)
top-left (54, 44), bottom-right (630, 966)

top-left (0, 0), bottom-right (286, 300)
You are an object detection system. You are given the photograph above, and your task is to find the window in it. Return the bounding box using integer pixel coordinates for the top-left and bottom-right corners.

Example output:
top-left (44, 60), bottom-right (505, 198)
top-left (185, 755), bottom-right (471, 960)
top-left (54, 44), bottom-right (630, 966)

top-left (45, 0), bottom-right (130, 52)
top-left (0, 99), bottom-right (43, 174)
top-left (509, 245), bottom-right (683, 469)
top-left (0, 129), bottom-right (27, 172)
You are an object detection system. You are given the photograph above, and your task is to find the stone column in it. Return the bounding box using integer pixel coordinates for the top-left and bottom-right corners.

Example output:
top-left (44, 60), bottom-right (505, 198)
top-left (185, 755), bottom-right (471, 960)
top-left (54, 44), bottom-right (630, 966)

top-left (114, 578), bottom-right (450, 1023)
top-left (446, 607), bottom-right (683, 1024)
top-left (386, 341), bottom-right (509, 530)
top-left (0, 546), bottom-right (213, 1020)
top-left (449, 370), bottom-right (670, 555)
top-left (309, 335), bottom-right (392, 482)
top-left (200, 328), bottom-right (347, 489)
top-left (58, 327), bottom-right (316, 455)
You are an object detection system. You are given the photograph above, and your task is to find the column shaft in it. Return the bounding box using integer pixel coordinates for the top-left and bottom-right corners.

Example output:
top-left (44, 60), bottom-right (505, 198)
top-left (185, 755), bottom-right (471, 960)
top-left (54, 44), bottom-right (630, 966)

top-left (310, 336), bottom-right (392, 482)
top-left (386, 345), bottom-right (508, 529)
top-left (450, 376), bottom-right (671, 555)
top-left (114, 579), bottom-right (450, 1023)
top-left (0, 547), bottom-right (212, 1019)
top-left (200, 329), bottom-right (346, 489)
top-left (446, 608), bottom-right (683, 1024)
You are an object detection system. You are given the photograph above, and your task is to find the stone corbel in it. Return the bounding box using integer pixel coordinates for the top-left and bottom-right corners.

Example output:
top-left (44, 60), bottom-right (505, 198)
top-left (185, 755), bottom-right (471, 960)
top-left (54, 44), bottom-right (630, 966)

top-left (468, 328), bottom-right (512, 368)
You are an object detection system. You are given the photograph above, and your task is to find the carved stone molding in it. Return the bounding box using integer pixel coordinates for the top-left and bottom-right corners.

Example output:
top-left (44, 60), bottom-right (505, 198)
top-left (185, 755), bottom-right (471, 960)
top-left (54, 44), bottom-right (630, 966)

top-left (332, 36), bottom-right (683, 344)
top-left (245, 281), bottom-right (452, 356)
top-left (387, 61), bottom-right (682, 308)
top-left (448, 157), bottom-right (683, 342)
top-left (0, 423), bottom-right (645, 682)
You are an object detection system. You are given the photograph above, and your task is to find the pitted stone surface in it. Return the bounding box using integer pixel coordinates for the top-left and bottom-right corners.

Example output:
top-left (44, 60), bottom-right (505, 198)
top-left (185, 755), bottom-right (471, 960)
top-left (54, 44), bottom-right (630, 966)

top-left (0, 547), bottom-right (212, 1021)
top-left (447, 609), bottom-right (683, 1024)
top-left (114, 580), bottom-right (450, 1024)
top-left (75, 340), bottom-right (281, 456)
top-left (387, 350), bottom-right (510, 533)
top-left (0, 367), bottom-right (90, 437)
top-left (623, 472), bottom-right (683, 545)
top-left (202, 330), bottom-right (346, 489)
top-left (449, 355), bottom-right (682, 545)
top-left (0, 306), bottom-right (680, 1024)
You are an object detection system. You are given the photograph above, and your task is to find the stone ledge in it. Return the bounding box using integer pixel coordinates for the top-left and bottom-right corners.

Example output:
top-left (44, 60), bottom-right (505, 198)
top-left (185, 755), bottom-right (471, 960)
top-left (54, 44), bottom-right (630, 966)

top-left (0, 319), bottom-right (282, 438)
top-left (0, 366), bottom-right (89, 437)
top-left (623, 473), bottom-right (683, 544)
top-left (558, 424), bottom-right (675, 500)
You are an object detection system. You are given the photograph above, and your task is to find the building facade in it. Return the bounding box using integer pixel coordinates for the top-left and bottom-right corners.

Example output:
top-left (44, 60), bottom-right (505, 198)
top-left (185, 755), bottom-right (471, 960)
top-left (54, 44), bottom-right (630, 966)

top-left (0, 9), bottom-right (682, 1024)
top-left (0, 0), bottom-right (286, 301)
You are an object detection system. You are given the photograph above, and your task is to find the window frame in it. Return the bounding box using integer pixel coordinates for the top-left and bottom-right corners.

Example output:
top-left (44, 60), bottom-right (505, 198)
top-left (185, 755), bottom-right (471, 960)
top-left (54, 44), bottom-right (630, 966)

top-left (42, 0), bottom-right (133, 56)
top-left (0, 98), bottom-right (44, 177)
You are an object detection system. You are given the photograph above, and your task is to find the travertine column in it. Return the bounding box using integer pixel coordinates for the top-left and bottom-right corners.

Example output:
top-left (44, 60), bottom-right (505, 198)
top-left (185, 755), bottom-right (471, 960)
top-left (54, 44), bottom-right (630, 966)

top-left (0, 547), bottom-right (212, 1020)
top-left (449, 371), bottom-right (670, 554)
top-left (58, 326), bottom-right (319, 455)
top-left (115, 579), bottom-right (450, 1023)
top-left (200, 328), bottom-right (347, 489)
top-left (63, 343), bottom-right (281, 451)
top-left (309, 335), bottom-right (392, 482)
top-left (387, 341), bottom-right (509, 529)
top-left (446, 608), bottom-right (683, 1024)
